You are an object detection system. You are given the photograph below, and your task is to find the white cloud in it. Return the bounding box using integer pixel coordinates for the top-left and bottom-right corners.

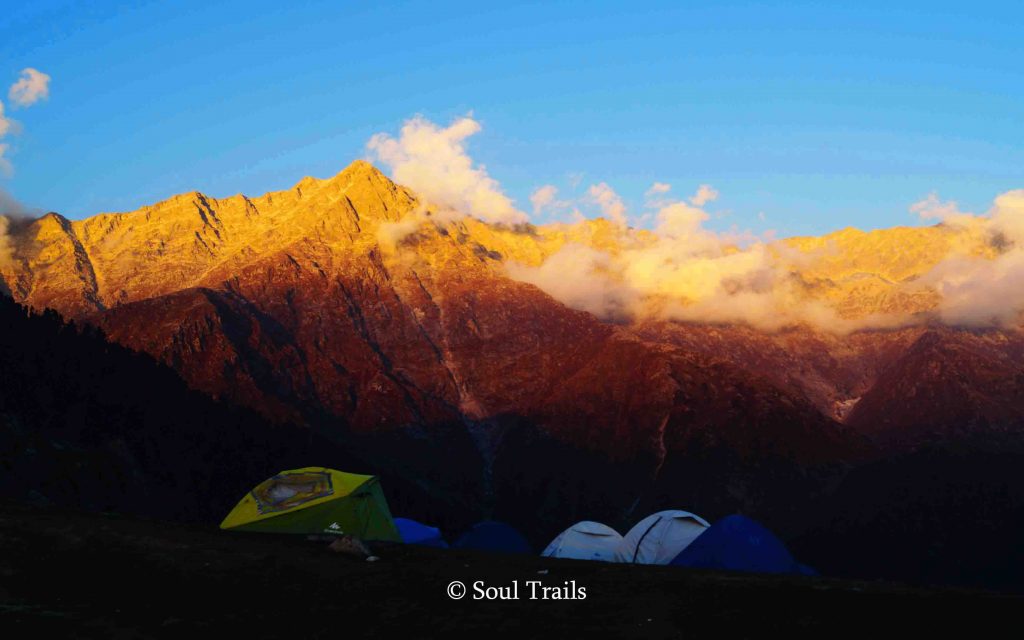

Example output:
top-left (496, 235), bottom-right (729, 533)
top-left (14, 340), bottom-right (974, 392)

top-left (363, 114), bottom-right (1024, 332)
top-left (587, 182), bottom-right (627, 226)
top-left (0, 67), bottom-right (50, 174)
top-left (366, 114), bottom-right (527, 226)
top-left (506, 243), bottom-right (637, 320)
top-left (8, 68), bottom-right (51, 108)
top-left (645, 182), bottom-right (671, 197)
top-left (530, 185), bottom-right (559, 214)
top-left (0, 100), bottom-right (12, 137)
top-left (508, 184), bottom-right (916, 333)
top-left (689, 184), bottom-right (719, 207)
top-left (918, 189), bottom-right (1024, 327)
top-left (908, 192), bottom-right (974, 226)
top-left (511, 185), bottom-right (802, 329)
top-left (990, 189), bottom-right (1024, 243)
top-left (376, 216), bottom-right (425, 251)
top-left (654, 201), bottom-right (710, 239)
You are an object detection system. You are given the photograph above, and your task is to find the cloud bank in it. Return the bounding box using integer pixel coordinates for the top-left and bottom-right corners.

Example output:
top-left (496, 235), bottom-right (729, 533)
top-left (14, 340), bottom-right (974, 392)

top-left (507, 243), bottom-right (638, 320)
top-left (911, 190), bottom-right (1024, 327)
top-left (506, 187), bottom-right (876, 332)
top-left (508, 182), bottom-right (1024, 332)
top-left (368, 113), bottom-right (1024, 332)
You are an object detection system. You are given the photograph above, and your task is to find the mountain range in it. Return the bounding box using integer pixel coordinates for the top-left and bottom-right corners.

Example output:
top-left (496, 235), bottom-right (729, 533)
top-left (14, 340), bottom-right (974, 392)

top-left (3, 161), bottom-right (1024, 588)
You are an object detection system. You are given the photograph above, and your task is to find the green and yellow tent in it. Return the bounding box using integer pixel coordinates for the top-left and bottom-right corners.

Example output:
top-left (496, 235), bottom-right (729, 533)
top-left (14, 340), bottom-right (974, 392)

top-left (220, 467), bottom-right (400, 541)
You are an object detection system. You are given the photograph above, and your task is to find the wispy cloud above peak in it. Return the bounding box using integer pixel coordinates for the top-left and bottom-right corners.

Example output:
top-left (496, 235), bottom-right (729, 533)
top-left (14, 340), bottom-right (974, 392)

top-left (366, 114), bottom-right (527, 226)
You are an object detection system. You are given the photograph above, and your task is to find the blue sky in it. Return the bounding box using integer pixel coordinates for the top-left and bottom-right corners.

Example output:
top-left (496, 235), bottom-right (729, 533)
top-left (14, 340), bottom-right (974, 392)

top-left (1, 1), bottom-right (1022, 236)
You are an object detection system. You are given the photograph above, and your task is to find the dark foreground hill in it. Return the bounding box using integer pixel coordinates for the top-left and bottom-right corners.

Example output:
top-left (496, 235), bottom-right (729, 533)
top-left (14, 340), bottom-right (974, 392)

top-left (1, 504), bottom-right (1020, 639)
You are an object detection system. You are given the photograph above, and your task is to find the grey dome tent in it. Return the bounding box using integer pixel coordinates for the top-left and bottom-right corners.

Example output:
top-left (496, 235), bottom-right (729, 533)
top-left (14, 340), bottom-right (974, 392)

top-left (541, 521), bottom-right (623, 562)
top-left (616, 510), bottom-right (710, 564)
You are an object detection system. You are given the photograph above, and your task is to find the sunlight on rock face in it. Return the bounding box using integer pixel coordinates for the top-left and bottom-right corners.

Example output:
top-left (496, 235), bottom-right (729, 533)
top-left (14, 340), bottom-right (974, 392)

top-left (2, 131), bottom-right (1023, 334)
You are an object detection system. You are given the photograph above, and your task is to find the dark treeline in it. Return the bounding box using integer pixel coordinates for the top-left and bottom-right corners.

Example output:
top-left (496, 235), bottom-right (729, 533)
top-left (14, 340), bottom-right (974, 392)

top-left (0, 296), bottom-right (475, 528)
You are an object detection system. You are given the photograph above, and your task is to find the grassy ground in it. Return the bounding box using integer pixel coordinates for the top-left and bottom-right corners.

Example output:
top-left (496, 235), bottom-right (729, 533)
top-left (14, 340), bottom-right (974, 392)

top-left (0, 504), bottom-right (1020, 639)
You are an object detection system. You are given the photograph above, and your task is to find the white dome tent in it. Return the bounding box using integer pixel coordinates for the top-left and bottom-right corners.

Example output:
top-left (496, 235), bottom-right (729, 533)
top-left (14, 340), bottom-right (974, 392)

top-left (617, 510), bottom-right (710, 564)
top-left (541, 521), bottom-right (623, 562)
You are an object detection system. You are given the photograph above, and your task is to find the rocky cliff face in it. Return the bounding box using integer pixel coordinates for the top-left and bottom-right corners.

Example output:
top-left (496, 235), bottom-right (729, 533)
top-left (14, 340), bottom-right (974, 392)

top-left (3, 161), bottom-right (1023, 543)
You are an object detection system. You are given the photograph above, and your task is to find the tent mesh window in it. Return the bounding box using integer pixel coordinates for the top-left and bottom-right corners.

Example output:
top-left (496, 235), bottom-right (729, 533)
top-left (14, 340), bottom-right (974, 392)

top-left (252, 471), bottom-right (334, 514)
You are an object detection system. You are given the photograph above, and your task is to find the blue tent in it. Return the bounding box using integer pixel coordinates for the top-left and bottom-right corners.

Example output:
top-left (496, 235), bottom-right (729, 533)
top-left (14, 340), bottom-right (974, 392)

top-left (453, 521), bottom-right (533, 554)
top-left (395, 517), bottom-right (448, 548)
top-left (670, 514), bottom-right (806, 575)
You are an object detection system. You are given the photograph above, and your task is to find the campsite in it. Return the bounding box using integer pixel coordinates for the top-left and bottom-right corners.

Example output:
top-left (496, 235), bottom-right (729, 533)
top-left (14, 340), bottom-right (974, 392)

top-left (2, 502), bottom-right (1021, 638)
top-left (217, 467), bottom-right (814, 574)
top-left (1, 464), bottom-right (1000, 637)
